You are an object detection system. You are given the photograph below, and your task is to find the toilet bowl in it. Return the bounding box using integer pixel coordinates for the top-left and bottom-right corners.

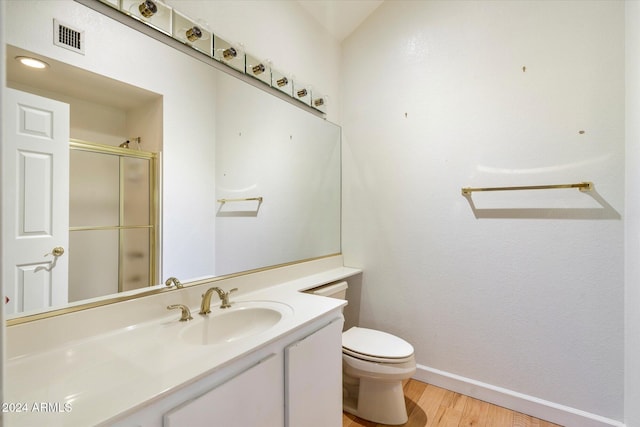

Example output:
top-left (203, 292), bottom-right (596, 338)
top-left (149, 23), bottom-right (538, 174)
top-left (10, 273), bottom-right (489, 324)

top-left (308, 282), bottom-right (416, 425)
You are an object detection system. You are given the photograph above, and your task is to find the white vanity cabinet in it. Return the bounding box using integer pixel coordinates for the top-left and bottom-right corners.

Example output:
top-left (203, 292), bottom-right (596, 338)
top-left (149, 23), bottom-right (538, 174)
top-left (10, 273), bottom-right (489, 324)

top-left (285, 318), bottom-right (344, 427)
top-left (107, 312), bottom-right (344, 427)
top-left (164, 353), bottom-right (283, 427)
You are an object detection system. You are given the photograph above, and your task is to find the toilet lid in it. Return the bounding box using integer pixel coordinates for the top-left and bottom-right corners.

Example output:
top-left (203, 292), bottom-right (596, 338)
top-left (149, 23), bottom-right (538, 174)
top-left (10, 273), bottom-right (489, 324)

top-left (342, 327), bottom-right (414, 360)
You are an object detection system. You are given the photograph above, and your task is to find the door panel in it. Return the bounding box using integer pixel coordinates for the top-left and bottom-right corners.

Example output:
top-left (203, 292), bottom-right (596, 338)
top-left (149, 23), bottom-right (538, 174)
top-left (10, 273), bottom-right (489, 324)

top-left (20, 151), bottom-right (53, 235)
top-left (18, 263), bottom-right (52, 312)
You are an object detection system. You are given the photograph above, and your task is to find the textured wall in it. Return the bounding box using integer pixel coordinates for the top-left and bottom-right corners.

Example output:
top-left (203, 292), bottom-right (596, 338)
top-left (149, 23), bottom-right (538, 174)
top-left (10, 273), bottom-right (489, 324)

top-left (625, 2), bottom-right (640, 426)
top-left (342, 0), bottom-right (625, 420)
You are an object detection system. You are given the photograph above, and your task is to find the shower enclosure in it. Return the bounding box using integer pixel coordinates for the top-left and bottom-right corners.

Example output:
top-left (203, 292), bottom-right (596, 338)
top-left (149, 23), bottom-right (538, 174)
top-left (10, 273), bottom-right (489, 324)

top-left (68, 140), bottom-right (158, 302)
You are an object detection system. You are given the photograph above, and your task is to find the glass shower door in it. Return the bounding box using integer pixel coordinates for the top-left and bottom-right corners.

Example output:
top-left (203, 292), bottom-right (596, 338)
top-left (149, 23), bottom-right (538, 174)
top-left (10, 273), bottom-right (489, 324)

top-left (68, 140), bottom-right (157, 302)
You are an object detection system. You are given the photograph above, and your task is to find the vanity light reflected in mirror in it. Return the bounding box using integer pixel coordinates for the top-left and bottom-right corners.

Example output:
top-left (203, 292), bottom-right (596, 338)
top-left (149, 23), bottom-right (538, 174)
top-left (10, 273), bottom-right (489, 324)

top-left (246, 55), bottom-right (270, 84)
top-left (252, 63), bottom-right (266, 75)
top-left (223, 47), bottom-right (237, 60)
top-left (138, 0), bottom-right (158, 18)
top-left (313, 94), bottom-right (328, 113)
top-left (172, 10), bottom-right (211, 53)
top-left (186, 25), bottom-right (202, 42)
top-left (277, 77), bottom-right (289, 87)
top-left (125, 0), bottom-right (173, 34)
top-left (294, 80), bottom-right (312, 106)
top-left (271, 68), bottom-right (293, 96)
top-left (118, 137), bottom-right (141, 149)
top-left (15, 56), bottom-right (48, 69)
top-left (212, 35), bottom-right (244, 70)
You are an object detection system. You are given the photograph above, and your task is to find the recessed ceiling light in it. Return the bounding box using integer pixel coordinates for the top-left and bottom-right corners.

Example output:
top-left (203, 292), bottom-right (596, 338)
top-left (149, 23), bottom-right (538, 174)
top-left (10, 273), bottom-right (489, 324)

top-left (15, 56), bottom-right (49, 69)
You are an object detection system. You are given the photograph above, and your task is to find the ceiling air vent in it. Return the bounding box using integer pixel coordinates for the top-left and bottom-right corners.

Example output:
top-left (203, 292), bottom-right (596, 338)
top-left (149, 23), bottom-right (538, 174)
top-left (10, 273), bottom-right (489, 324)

top-left (53, 19), bottom-right (84, 54)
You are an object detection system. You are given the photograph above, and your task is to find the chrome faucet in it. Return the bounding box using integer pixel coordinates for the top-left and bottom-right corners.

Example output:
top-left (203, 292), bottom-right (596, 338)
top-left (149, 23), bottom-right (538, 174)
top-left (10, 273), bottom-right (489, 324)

top-left (165, 277), bottom-right (183, 289)
top-left (200, 287), bottom-right (238, 314)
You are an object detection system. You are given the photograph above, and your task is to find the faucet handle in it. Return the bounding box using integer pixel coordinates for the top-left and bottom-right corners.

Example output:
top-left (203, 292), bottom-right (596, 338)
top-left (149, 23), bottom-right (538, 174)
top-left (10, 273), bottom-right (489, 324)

top-left (165, 277), bottom-right (183, 289)
top-left (220, 288), bottom-right (238, 308)
top-left (167, 304), bottom-right (193, 321)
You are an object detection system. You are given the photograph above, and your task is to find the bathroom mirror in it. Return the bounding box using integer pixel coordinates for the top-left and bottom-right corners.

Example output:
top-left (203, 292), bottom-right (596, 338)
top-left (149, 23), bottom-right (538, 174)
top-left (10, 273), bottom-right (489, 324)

top-left (2, 0), bottom-right (341, 321)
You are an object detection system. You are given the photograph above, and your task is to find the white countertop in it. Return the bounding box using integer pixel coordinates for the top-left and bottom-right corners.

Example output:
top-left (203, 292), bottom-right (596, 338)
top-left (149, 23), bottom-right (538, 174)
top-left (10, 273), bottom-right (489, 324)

top-left (4, 266), bottom-right (358, 427)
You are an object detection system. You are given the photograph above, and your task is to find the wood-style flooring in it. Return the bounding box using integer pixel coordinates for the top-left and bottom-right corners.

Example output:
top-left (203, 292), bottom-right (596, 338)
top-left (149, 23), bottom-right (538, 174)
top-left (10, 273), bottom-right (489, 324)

top-left (342, 379), bottom-right (563, 427)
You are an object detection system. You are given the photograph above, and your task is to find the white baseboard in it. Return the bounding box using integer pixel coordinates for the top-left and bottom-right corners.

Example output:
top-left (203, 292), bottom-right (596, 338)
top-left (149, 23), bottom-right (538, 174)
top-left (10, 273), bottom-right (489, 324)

top-left (413, 364), bottom-right (625, 427)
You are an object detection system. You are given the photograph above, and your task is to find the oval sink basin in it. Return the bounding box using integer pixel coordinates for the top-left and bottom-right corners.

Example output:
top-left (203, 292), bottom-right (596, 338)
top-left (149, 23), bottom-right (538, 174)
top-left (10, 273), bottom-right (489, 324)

top-left (180, 301), bottom-right (292, 346)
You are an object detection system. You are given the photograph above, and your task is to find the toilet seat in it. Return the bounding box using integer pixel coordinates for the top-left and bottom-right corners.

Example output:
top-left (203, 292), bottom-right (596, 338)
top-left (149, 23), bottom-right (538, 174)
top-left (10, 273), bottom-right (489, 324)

top-left (343, 352), bottom-right (416, 379)
top-left (342, 327), bottom-right (414, 364)
top-left (343, 348), bottom-right (414, 364)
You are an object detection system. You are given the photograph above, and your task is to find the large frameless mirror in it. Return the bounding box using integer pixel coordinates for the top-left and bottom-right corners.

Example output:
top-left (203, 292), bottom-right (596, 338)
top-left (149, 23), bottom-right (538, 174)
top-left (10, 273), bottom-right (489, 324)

top-left (2, 0), bottom-right (341, 322)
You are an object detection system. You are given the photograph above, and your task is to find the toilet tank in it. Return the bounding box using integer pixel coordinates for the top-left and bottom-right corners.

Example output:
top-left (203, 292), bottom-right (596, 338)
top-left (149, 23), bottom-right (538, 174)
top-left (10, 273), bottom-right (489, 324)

top-left (308, 281), bottom-right (348, 300)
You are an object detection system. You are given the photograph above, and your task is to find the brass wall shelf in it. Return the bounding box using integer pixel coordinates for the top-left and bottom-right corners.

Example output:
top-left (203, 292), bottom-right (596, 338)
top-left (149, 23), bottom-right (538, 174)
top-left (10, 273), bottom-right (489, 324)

top-left (461, 182), bottom-right (593, 196)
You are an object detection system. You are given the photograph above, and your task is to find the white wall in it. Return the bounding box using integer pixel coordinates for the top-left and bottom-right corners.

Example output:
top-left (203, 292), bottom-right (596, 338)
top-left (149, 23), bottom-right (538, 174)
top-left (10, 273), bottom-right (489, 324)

top-left (342, 0), bottom-right (625, 424)
top-left (625, 2), bottom-right (640, 426)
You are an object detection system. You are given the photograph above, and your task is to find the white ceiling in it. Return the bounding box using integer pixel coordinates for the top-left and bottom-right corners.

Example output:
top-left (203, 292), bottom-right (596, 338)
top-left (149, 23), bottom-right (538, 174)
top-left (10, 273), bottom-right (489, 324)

top-left (296, 0), bottom-right (384, 42)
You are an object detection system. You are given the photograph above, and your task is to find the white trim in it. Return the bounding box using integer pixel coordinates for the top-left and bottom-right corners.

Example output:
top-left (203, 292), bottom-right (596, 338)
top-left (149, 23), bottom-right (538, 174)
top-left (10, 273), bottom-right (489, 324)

top-left (413, 364), bottom-right (625, 427)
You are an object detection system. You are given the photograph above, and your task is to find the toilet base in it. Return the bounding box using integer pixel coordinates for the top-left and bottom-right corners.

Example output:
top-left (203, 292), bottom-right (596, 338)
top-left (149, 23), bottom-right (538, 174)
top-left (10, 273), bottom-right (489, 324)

top-left (343, 375), bottom-right (408, 425)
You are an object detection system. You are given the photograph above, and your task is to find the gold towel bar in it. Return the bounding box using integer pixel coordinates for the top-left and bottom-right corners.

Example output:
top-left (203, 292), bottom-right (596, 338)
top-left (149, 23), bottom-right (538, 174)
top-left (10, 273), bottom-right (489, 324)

top-left (217, 197), bottom-right (264, 203)
top-left (461, 182), bottom-right (593, 196)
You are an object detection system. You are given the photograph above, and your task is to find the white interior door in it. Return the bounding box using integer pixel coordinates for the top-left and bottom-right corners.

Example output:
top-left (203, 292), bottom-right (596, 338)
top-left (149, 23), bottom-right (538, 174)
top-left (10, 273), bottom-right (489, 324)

top-left (2, 88), bottom-right (70, 315)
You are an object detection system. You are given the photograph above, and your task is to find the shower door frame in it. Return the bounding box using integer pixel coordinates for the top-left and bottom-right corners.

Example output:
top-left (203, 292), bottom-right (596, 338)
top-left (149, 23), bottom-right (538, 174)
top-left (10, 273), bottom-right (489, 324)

top-left (68, 139), bottom-right (159, 294)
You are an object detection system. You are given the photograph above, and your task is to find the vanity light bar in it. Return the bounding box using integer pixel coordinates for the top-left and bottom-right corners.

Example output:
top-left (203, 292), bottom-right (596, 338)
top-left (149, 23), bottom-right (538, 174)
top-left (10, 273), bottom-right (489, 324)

top-left (97, 0), bottom-right (327, 114)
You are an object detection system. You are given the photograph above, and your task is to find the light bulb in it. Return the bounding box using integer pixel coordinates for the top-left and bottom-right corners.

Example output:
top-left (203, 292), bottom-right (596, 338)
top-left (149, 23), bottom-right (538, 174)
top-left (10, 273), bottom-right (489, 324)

top-left (223, 47), bottom-right (237, 60)
top-left (186, 26), bottom-right (202, 42)
top-left (138, 0), bottom-right (158, 17)
top-left (16, 56), bottom-right (48, 69)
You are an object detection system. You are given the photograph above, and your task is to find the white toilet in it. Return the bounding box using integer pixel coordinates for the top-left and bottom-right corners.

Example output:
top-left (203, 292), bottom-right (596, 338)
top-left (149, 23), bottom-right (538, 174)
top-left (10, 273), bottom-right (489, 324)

top-left (310, 281), bottom-right (416, 425)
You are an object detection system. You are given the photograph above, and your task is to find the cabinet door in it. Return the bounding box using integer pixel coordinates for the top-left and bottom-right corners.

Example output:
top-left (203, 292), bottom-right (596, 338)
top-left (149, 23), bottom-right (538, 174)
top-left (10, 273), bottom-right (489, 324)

top-left (164, 353), bottom-right (283, 427)
top-left (285, 318), bottom-right (344, 427)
